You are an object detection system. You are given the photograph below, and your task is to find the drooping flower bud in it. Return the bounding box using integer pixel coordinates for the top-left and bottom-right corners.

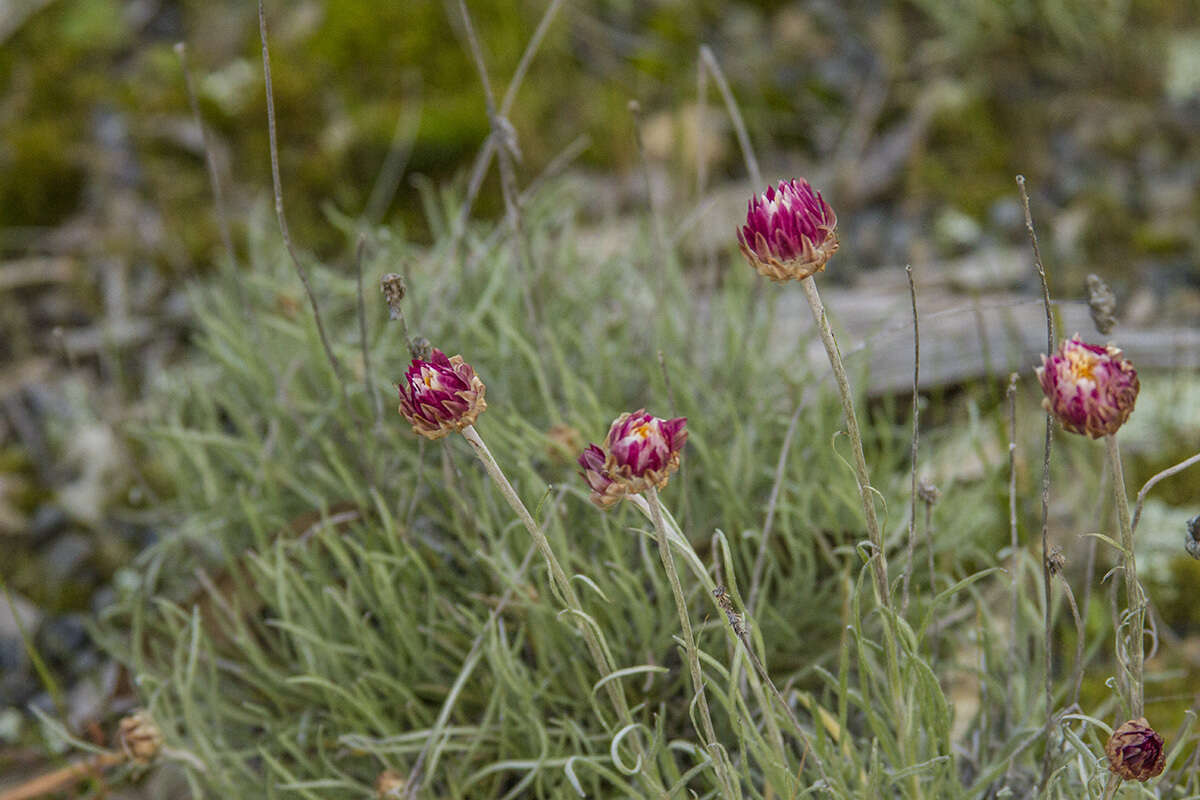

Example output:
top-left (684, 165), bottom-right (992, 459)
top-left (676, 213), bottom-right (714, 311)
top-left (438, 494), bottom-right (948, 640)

top-left (1106, 718), bottom-right (1165, 782)
top-left (578, 443), bottom-right (625, 509)
top-left (1036, 335), bottom-right (1139, 439)
top-left (602, 410), bottom-right (687, 495)
top-left (397, 349), bottom-right (486, 439)
top-left (736, 179), bottom-right (839, 282)
top-left (117, 709), bottom-right (163, 765)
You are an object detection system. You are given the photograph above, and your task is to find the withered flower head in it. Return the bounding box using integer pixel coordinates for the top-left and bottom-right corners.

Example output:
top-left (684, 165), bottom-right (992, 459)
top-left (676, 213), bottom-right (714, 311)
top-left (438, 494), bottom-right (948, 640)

top-left (118, 709), bottom-right (163, 765)
top-left (397, 349), bottom-right (486, 439)
top-left (1106, 718), bottom-right (1165, 782)
top-left (1036, 335), bottom-right (1139, 439)
top-left (736, 179), bottom-right (839, 282)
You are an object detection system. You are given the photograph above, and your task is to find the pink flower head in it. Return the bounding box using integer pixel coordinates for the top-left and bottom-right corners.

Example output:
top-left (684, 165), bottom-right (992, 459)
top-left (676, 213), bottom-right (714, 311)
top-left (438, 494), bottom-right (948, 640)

top-left (577, 443), bottom-right (625, 509)
top-left (736, 178), bottom-right (839, 282)
top-left (1036, 335), bottom-right (1138, 439)
top-left (602, 409), bottom-right (687, 494)
top-left (397, 349), bottom-right (486, 439)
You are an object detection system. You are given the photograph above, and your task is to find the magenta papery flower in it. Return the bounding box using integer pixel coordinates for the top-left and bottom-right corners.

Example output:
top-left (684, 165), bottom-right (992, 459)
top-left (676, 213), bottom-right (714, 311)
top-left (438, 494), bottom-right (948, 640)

top-left (578, 444), bottom-right (626, 509)
top-left (1036, 335), bottom-right (1139, 439)
top-left (736, 178), bottom-right (839, 282)
top-left (397, 349), bottom-right (487, 440)
top-left (602, 409), bottom-right (687, 495)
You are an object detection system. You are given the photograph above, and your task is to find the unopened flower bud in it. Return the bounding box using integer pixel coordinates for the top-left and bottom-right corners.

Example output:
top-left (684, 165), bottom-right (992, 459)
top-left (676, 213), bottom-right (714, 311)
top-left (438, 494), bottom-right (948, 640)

top-left (917, 480), bottom-right (941, 505)
top-left (1036, 335), bottom-right (1139, 439)
top-left (737, 179), bottom-right (839, 282)
top-left (397, 349), bottom-right (486, 439)
top-left (1106, 718), bottom-right (1165, 782)
top-left (118, 709), bottom-right (163, 765)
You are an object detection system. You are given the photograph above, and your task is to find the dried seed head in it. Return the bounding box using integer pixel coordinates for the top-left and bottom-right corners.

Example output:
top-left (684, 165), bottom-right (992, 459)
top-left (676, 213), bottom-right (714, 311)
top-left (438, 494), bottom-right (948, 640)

top-left (1036, 335), bottom-right (1139, 439)
top-left (117, 709), bottom-right (163, 765)
top-left (1106, 718), bottom-right (1165, 782)
top-left (1086, 273), bottom-right (1118, 336)
top-left (380, 273), bottom-right (407, 320)
top-left (1046, 546), bottom-right (1066, 575)
top-left (397, 350), bottom-right (487, 439)
top-left (737, 179), bottom-right (839, 282)
top-left (1186, 513), bottom-right (1200, 560)
top-left (917, 480), bottom-right (941, 505)
top-left (375, 769), bottom-right (407, 797)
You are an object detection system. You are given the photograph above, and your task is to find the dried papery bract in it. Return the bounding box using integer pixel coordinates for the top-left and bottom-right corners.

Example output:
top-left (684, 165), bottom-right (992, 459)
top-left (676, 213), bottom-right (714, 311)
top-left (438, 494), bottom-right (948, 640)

top-left (1106, 718), bottom-right (1166, 782)
top-left (375, 769), bottom-right (406, 798)
top-left (396, 349), bottom-right (487, 440)
top-left (1036, 335), bottom-right (1139, 439)
top-left (577, 443), bottom-right (626, 509)
top-left (736, 179), bottom-right (839, 282)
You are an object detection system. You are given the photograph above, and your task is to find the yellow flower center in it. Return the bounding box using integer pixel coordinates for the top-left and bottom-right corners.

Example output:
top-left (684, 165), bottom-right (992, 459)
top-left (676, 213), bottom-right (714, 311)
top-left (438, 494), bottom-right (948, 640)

top-left (1065, 349), bottom-right (1098, 383)
top-left (633, 423), bottom-right (652, 439)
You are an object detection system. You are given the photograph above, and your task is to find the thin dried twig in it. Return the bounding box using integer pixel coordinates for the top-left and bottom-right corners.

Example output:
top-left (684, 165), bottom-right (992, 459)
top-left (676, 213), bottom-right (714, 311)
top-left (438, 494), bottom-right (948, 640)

top-left (355, 234), bottom-right (383, 428)
top-left (0, 751), bottom-right (126, 800)
top-left (900, 264), bottom-right (921, 615)
top-left (1017, 174), bottom-right (1058, 792)
top-left (453, 0), bottom-right (541, 332)
top-left (257, 1), bottom-right (348, 396)
top-left (175, 42), bottom-right (236, 268)
top-left (451, 0), bottom-right (567, 242)
top-left (1131, 450), bottom-right (1200, 534)
top-left (699, 45), bottom-right (762, 189)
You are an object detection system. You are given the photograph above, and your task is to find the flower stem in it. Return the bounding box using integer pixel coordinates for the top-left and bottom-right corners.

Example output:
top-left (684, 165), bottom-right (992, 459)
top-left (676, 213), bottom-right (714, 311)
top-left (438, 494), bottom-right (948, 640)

top-left (459, 425), bottom-right (666, 796)
top-left (798, 276), bottom-right (917, 796)
top-left (798, 276), bottom-right (890, 608)
top-left (646, 487), bottom-right (734, 795)
top-left (1106, 433), bottom-right (1144, 718)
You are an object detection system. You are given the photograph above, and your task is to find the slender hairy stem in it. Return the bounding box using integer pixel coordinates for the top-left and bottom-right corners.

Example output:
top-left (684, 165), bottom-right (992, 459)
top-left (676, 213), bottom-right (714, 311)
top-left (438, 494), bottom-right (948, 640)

top-left (459, 426), bottom-right (666, 796)
top-left (646, 488), bottom-right (734, 795)
top-left (1005, 374), bottom-right (1021, 725)
top-left (796, 274), bottom-right (914, 794)
top-left (1057, 573), bottom-right (1086, 708)
top-left (258, 1), bottom-right (344, 387)
top-left (1106, 434), bottom-right (1144, 718)
top-left (797, 277), bottom-right (889, 607)
top-left (901, 264), bottom-right (920, 615)
top-left (1132, 450), bottom-right (1200, 534)
top-left (1018, 174), bottom-right (1058, 792)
